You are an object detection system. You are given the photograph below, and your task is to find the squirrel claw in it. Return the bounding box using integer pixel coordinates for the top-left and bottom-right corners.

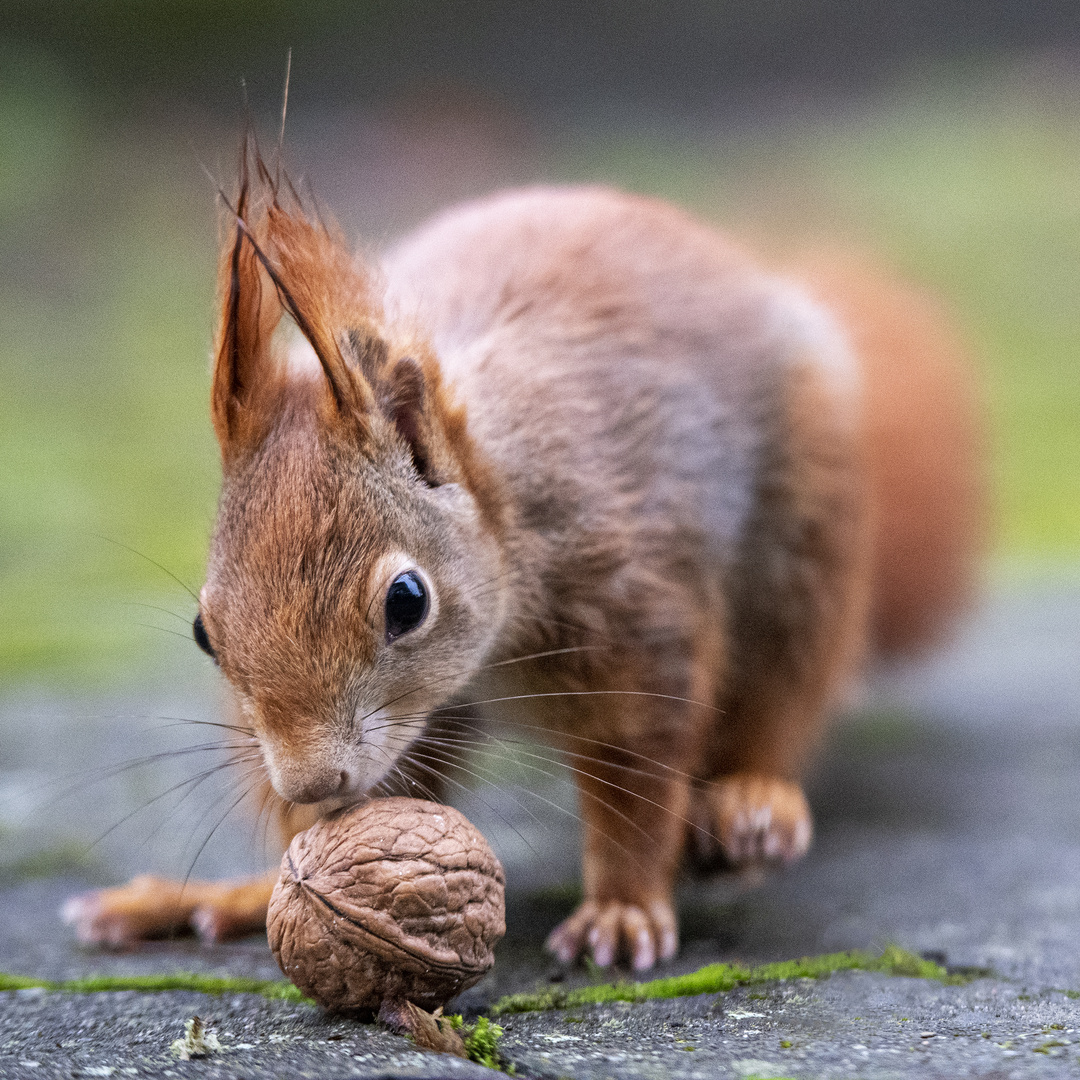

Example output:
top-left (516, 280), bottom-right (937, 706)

top-left (61, 888), bottom-right (150, 948)
top-left (691, 774), bottom-right (813, 870)
top-left (546, 898), bottom-right (677, 971)
top-left (190, 903), bottom-right (247, 944)
top-left (61, 874), bottom-right (272, 947)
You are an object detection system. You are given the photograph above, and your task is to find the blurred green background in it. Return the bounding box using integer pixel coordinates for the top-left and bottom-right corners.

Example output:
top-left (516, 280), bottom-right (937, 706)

top-left (2, 2), bottom-right (1079, 690)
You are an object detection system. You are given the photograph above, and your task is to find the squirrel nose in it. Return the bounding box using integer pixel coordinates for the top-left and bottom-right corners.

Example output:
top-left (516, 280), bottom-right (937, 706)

top-left (285, 769), bottom-right (352, 805)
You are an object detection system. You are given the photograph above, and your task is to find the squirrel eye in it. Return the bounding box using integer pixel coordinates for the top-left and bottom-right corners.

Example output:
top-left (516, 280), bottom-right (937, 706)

top-left (385, 571), bottom-right (429, 642)
top-left (193, 612), bottom-right (217, 661)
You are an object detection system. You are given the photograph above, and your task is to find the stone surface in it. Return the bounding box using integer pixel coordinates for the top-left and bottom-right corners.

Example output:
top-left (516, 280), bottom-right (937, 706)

top-left (0, 987), bottom-right (498, 1079)
top-left (3, 580), bottom-right (1080, 1077)
top-left (496, 973), bottom-right (1080, 1079)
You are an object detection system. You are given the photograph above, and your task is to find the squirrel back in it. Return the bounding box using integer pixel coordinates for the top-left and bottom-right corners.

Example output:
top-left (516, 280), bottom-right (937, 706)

top-left (381, 186), bottom-right (863, 666)
top-left (382, 187), bottom-right (981, 664)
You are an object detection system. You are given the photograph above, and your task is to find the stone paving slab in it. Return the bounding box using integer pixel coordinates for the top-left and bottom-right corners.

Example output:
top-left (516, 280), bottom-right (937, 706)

top-left (3, 582), bottom-right (1080, 1077)
top-left (5, 959), bottom-right (1080, 1079)
top-left (0, 987), bottom-right (497, 1079)
top-left (497, 972), bottom-right (1080, 1079)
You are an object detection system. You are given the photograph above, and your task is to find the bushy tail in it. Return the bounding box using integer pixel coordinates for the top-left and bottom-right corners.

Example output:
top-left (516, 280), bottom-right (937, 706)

top-left (791, 251), bottom-right (987, 656)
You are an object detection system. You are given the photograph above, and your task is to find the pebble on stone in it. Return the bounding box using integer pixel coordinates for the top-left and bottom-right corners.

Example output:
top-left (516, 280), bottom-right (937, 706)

top-left (267, 797), bottom-right (505, 1014)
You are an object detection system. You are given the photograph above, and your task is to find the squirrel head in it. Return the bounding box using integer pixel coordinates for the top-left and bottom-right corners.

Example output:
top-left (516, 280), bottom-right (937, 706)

top-left (196, 141), bottom-right (507, 808)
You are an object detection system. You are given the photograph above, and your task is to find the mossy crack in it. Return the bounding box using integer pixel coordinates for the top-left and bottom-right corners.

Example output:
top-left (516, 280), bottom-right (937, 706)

top-left (0, 944), bottom-right (989, 1033)
top-left (490, 945), bottom-right (969, 1015)
top-left (0, 970), bottom-right (310, 1002)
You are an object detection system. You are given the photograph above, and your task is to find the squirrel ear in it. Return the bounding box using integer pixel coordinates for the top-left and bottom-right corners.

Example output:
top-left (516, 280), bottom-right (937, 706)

top-left (211, 200), bottom-right (283, 453)
top-left (384, 356), bottom-right (435, 482)
top-left (343, 328), bottom-right (439, 483)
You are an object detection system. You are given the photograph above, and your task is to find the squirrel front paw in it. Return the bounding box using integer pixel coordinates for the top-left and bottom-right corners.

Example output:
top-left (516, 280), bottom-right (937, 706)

top-left (62, 876), bottom-right (192, 947)
top-left (689, 773), bottom-right (812, 870)
top-left (61, 874), bottom-right (272, 947)
top-left (545, 897), bottom-right (678, 971)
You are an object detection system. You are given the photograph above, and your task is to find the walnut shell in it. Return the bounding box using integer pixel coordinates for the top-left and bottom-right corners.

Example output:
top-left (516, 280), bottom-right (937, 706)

top-left (267, 797), bottom-right (505, 1013)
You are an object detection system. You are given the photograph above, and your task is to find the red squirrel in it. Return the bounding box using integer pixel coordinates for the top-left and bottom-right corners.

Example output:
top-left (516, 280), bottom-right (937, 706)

top-left (63, 144), bottom-right (983, 970)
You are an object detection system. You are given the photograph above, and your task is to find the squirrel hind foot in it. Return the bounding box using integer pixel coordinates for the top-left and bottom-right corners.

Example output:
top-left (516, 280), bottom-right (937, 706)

top-left (686, 773), bottom-right (813, 873)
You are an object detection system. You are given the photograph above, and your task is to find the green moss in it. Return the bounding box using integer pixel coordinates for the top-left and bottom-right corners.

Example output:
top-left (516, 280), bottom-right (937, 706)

top-left (1, 945), bottom-right (967, 1031)
top-left (446, 1014), bottom-right (506, 1070)
top-left (463, 1016), bottom-right (505, 1069)
top-left (0, 973), bottom-right (49, 991)
top-left (491, 946), bottom-right (954, 1015)
top-left (0, 970), bottom-right (309, 1002)
top-left (1034, 1040), bottom-right (1067, 1054)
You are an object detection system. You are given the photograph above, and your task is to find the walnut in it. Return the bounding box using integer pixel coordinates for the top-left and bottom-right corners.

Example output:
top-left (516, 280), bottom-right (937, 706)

top-left (267, 797), bottom-right (505, 1013)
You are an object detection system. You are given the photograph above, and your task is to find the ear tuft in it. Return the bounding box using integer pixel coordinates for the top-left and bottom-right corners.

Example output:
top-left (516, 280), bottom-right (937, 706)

top-left (212, 142), bottom-right (283, 450)
top-left (211, 131), bottom-right (379, 460)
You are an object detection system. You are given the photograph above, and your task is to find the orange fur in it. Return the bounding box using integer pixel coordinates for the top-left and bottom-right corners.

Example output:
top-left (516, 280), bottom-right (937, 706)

top-left (786, 251), bottom-right (985, 654)
top-left (64, 158), bottom-right (983, 971)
